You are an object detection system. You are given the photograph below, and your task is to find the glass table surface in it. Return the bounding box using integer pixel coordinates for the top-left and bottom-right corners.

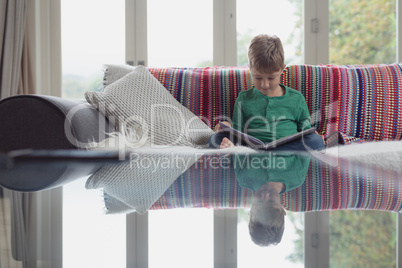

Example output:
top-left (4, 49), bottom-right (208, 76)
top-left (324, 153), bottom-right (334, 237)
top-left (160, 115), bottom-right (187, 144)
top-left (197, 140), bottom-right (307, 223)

top-left (0, 148), bottom-right (401, 268)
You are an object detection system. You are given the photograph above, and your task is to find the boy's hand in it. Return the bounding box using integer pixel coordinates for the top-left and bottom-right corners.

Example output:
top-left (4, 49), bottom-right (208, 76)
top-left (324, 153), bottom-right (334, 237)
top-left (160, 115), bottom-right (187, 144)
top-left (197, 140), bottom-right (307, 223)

top-left (213, 121), bottom-right (231, 132)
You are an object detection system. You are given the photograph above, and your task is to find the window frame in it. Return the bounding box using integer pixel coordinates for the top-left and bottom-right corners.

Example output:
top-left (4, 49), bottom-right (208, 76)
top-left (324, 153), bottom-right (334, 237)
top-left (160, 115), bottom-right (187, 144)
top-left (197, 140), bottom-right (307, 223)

top-left (38, 0), bottom-right (402, 267)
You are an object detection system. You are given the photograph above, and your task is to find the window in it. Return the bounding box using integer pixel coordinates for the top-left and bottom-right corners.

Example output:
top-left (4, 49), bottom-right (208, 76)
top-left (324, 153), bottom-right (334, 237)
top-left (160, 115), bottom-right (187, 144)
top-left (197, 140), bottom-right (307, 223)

top-left (328, 1), bottom-right (397, 265)
top-left (57, 0), bottom-right (402, 266)
top-left (63, 178), bottom-right (126, 268)
top-left (237, 209), bottom-right (304, 268)
top-left (146, 3), bottom-right (214, 264)
top-left (148, 209), bottom-right (214, 268)
top-left (236, 2), bottom-right (304, 265)
top-left (61, 0), bottom-right (125, 99)
top-left (147, 0), bottom-right (213, 67)
top-left (61, 1), bottom-right (126, 266)
top-left (236, 0), bottom-right (304, 66)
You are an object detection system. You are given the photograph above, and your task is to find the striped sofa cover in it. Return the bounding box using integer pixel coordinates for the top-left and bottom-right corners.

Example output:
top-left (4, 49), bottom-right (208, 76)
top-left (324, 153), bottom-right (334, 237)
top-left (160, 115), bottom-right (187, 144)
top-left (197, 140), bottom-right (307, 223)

top-left (146, 64), bottom-right (402, 212)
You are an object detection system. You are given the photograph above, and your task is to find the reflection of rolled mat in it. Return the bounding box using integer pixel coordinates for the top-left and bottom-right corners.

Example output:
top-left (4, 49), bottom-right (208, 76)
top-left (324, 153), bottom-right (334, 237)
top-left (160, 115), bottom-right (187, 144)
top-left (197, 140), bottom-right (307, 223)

top-left (86, 152), bottom-right (202, 214)
top-left (0, 149), bottom-right (127, 192)
top-left (0, 154), bottom-right (99, 192)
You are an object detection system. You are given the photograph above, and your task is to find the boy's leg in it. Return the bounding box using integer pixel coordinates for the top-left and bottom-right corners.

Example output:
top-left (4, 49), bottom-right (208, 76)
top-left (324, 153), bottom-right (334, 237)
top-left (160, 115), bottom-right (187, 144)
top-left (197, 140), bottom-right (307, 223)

top-left (207, 132), bottom-right (239, 149)
top-left (270, 133), bottom-right (325, 151)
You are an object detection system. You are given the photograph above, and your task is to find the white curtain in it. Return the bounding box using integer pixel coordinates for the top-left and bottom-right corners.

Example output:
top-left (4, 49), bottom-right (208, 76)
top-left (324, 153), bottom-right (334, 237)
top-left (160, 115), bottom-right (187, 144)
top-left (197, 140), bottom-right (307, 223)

top-left (0, 0), bottom-right (30, 99)
top-left (0, 1), bottom-right (36, 267)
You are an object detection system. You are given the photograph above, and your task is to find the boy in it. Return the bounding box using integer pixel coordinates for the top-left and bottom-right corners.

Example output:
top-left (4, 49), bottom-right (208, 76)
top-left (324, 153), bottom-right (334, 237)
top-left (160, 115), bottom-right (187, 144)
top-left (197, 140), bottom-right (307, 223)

top-left (207, 34), bottom-right (324, 151)
top-left (208, 34), bottom-right (323, 246)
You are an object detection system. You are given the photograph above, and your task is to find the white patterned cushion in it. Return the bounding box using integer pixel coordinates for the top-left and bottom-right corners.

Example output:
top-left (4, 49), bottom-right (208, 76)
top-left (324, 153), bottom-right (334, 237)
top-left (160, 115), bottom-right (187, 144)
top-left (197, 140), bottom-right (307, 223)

top-left (85, 65), bottom-right (213, 147)
top-left (103, 64), bottom-right (134, 87)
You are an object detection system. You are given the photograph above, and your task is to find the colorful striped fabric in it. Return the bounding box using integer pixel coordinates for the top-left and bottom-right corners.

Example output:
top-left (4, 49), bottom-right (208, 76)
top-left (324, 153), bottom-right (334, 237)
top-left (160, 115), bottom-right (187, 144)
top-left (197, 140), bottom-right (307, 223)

top-left (148, 67), bottom-right (253, 130)
top-left (337, 64), bottom-right (402, 144)
top-left (147, 64), bottom-right (402, 212)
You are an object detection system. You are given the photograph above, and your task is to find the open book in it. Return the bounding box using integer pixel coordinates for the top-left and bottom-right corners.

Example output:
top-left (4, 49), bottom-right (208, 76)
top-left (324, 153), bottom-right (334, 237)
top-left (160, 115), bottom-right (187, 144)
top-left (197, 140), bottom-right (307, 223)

top-left (219, 122), bottom-right (316, 150)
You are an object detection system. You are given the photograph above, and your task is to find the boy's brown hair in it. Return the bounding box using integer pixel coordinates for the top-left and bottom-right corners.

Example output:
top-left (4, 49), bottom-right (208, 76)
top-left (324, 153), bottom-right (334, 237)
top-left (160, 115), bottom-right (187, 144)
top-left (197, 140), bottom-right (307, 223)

top-left (248, 34), bottom-right (285, 73)
top-left (248, 206), bottom-right (285, 246)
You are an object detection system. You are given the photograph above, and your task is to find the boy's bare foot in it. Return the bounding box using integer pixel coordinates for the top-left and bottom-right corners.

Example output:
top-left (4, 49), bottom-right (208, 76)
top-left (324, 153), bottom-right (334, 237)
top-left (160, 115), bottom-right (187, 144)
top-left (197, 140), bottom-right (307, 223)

top-left (220, 137), bottom-right (234, 149)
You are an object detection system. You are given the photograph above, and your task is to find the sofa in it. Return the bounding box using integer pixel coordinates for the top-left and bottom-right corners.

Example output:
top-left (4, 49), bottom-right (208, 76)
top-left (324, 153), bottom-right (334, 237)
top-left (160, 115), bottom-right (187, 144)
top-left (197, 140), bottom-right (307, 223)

top-left (2, 63), bottom-right (401, 151)
top-left (1, 64), bottom-right (402, 212)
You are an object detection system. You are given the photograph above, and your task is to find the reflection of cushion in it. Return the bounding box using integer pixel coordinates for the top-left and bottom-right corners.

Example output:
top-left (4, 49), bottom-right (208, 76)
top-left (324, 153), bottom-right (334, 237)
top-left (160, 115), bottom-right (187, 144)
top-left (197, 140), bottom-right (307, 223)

top-left (85, 151), bottom-right (202, 214)
top-left (85, 65), bottom-right (213, 147)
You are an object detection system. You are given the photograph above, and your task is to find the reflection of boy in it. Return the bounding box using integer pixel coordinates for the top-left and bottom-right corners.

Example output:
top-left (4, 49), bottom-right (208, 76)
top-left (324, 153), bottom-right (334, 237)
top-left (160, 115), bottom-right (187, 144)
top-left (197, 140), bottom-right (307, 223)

top-left (233, 153), bottom-right (311, 246)
top-left (208, 34), bottom-right (324, 151)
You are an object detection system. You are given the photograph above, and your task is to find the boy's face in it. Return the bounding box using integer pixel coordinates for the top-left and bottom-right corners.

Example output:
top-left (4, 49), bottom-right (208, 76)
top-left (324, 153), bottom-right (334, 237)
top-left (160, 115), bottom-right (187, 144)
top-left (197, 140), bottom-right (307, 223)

top-left (249, 187), bottom-right (286, 223)
top-left (250, 67), bottom-right (285, 96)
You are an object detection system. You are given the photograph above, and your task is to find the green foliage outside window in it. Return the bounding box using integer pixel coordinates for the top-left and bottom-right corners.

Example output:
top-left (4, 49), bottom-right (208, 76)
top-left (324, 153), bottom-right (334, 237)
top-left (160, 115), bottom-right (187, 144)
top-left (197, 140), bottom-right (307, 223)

top-left (329, 0), bottom-right (396, 64)
top-left (62, 73), bottom-right (103, 99)
top-left (329, 211), bottom-right (396, 267)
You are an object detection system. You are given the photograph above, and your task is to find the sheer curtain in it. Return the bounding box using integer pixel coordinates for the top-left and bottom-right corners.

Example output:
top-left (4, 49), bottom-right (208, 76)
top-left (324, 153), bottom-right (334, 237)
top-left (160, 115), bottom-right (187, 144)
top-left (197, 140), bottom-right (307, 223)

top-left (0, 1), bottom-right (36, 267)
top-left (0, 0), bottom-right (34, 100)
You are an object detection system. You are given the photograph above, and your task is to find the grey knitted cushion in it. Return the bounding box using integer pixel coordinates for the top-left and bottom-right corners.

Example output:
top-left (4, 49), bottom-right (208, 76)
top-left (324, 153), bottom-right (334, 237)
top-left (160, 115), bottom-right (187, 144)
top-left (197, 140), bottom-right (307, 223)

top-left (85, 65), bottom-right (213, 147)
top-left (103, 64), bottom-right (134, 87)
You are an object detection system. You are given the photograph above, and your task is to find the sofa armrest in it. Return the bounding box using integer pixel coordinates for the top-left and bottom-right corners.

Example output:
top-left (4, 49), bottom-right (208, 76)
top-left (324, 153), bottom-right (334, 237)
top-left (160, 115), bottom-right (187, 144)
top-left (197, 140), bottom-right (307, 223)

top-left (0, 95), bottom-right (111, 152)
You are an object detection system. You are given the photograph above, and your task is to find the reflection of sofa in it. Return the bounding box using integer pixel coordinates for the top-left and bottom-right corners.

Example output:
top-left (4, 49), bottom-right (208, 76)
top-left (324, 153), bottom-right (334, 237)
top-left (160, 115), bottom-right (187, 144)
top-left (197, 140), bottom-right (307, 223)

top-left (1, 64), bottom-right (402, 211)
top-left (152, 152), bottom-right (402, 212)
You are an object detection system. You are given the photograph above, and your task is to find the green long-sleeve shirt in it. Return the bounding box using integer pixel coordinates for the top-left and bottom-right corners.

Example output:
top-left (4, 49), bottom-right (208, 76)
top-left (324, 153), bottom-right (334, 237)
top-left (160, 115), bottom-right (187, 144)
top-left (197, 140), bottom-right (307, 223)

top-left (233, 153), bottom-right (311, 193)
top-left (232, 85), bottom-right (312, 143)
